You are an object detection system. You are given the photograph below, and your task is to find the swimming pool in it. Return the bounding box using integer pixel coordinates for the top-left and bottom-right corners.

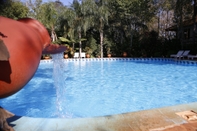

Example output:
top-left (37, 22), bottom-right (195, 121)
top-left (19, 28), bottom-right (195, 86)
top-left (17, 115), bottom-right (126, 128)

top-left (1, 58), bottom-right (197, 118)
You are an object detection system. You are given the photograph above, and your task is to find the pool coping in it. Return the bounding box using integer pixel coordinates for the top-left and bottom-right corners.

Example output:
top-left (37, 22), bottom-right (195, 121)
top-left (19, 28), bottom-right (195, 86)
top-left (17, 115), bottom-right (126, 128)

top-left (41, 57), bottom-right (197, 66)
top-left (9, 102), bottom-right (197, 131)
top-left (10, 58), bottom-right (197, 131)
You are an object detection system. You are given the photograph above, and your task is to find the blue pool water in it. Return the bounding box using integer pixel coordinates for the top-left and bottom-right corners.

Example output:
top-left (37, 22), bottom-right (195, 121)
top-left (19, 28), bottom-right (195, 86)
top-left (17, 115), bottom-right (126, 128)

top-left (1, 58), bottom-right (197, 118)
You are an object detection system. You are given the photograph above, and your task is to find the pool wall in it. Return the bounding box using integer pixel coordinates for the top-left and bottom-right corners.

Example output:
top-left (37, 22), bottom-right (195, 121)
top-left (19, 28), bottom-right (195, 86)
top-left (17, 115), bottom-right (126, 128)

top-left (41, 57), bottom-right (197, 66)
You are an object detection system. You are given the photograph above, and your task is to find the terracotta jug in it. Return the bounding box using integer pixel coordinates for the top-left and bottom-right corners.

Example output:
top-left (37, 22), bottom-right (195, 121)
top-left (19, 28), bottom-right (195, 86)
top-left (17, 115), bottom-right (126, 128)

top-left (0, 16), bottom-right (66, 98)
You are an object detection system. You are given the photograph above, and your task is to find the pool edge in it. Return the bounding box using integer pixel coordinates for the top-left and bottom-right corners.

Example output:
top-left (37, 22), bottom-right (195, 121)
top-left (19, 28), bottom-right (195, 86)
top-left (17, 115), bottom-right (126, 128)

top-left (11, 102), bottom-right (197, 131)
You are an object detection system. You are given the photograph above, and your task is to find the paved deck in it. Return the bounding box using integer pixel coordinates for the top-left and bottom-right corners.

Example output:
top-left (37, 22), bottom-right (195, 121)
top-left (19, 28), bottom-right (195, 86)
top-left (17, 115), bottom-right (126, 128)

top-left (8, 102), bottom-right (197, 131)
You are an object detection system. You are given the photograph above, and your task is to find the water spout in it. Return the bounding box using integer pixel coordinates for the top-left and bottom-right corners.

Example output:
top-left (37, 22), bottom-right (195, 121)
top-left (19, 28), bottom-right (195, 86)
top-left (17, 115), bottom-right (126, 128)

top-left (52, 53), bottom-right (72, 118)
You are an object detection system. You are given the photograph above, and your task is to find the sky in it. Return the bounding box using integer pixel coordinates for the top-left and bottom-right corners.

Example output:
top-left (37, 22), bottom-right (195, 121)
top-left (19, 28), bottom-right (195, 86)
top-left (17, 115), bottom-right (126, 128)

top-left (48, 0), bottom-right (73, 6)
top-left (22, 0), bottom-right (74, 6)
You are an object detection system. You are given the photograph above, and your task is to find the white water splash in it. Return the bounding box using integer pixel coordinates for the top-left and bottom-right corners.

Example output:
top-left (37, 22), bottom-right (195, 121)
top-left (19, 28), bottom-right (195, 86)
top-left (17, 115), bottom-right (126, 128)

top-left (52, 53), bottom-right (73, 118)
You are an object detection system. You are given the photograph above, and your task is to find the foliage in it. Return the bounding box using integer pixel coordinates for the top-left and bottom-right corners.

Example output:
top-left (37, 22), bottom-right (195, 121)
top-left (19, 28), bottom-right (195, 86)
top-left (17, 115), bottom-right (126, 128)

top-left (107, 0), bottom-right (156, 57)
top-left (27, 0), bottom-right (66, 42)
top-left (94, 0), bottom-right (110, 58)
top-left (84, 47), bottom-right (92, 55)
top-left (2, 0), bottom-right (196, 58)
top-left (103, 37), bottom-right (114, 55)
top-left (174, 0), bottom-right (193, 22)
top-left (139, 30), bottom-right (160, 57)
top-left (59, 37), bottom-right (87, 44)
top-left (148, 0), bottom-right (175, 37)
top-left (26, 0), bottom-right (42, 20)
top-left (84, 36), bottom-right (97, 56)
top-left (60, 0), bottom-right (95, 57)
top-left (64, 46), bottom-right (75, 58)
top-left (0, 0), bottom-right (29, 19)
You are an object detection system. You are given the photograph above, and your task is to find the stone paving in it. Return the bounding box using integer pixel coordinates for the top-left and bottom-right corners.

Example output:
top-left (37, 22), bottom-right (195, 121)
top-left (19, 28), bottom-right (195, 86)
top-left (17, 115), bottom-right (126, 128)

top-left (7, 102), bottom-right (197, 131)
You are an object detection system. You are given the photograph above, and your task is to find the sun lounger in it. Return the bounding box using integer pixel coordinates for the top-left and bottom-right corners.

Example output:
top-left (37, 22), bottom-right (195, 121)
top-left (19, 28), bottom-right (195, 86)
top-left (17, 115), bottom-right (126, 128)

top-left (179, 50), bottom-right (190, 59)
top-left (74, 52), bottom-right (79, 58)
top-left (81, 52), bottom-right (86, 58)
top-left (170, 50), bottom-right (184, 58)
top-left (188, 55), bottom-right (197, 59)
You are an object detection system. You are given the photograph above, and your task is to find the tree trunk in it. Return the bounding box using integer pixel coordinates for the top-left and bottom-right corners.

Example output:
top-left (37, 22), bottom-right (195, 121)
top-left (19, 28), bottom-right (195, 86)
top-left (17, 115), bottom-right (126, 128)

top-left (180, 4), bottom-right (184, 49)
top-left (158, 10), bottom-right (160, 35)
top-left (79, 32), bottom-right (82, 58)
top-left (100, 30), bottom-right (104, 58)
top-left (51, 30), bottom-right (55, 42)
top-left (72, 43), bottom-right (75, 50)
top-left (193, 0), bottom-right (197, 45)
top-left (166, 10), bottom-right (169, 39)
top-left (130, 33), bottom-right (133, 47)
top-left (51, 26), bottom-right (57, 42)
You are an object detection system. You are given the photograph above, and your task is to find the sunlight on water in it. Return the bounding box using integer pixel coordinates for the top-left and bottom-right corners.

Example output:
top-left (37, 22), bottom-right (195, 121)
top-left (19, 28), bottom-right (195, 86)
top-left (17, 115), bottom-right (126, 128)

top-left (1, 59), bottom-right (197, 118)
top-left (52, 53), bottom-right (73, 118)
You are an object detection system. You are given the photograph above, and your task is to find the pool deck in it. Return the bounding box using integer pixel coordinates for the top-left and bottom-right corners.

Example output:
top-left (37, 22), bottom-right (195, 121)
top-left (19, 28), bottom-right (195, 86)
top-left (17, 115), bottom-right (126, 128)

top-left (8, 102), bottom-right (197, 131)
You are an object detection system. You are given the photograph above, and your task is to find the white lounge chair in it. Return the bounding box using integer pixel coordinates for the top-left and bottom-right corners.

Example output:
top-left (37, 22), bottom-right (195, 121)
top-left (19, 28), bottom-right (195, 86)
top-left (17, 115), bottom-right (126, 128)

top-left (74, 52), bottom-right (79, 58)
top-left (170, 50), bottom-right (184, 58)
top-left (179, 50), bottom-right (190, 59)
top-left (81, 52), bottom-right (86, 58)
top-left (188, 54), bottom-right (197, 59)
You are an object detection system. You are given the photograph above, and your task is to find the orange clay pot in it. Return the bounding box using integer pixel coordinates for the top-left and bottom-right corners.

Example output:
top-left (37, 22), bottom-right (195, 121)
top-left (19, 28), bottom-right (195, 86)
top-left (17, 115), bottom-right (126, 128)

top-left (0, 16), bottom-right (66, 98)
top-left (123, 52), bottom-right (127, 57)
top-left (107, 54), bottom-right (111, 58)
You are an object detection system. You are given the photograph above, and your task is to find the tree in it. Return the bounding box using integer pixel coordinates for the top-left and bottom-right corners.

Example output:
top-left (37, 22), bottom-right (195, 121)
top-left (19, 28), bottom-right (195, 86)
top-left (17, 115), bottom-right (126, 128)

top-left (27, 0), bottom-right (66, 42)
top-left (193, 0), bottom-right (197, 45)
top-left (174, 0), bottom-right (193, 48)
top-left (26, 0), bottom-right (43, 20)
top-left (68, 0), bottom-right (94, 58)
top-left (94, 0), bottom-right (110, 58)
top-left (0, 0), bottom-right (29, 19)
top-left (152, 0), bottom-right (176, 38)
top-left (39, 2), bottom-right (59, 42)
top-left (108, 0), bottom-right (155, 56)
top-left (76, 0), bottom-right (110, 58)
